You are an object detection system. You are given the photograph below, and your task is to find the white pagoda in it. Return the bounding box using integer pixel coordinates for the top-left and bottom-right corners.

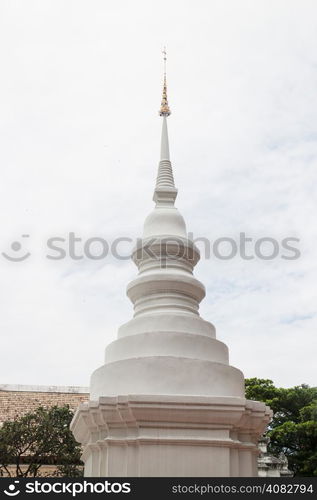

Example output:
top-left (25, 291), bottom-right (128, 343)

top-left (71, 54), bottom-right (271, 477)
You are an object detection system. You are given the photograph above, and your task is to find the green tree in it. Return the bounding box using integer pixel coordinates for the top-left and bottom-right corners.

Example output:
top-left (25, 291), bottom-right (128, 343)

top-left (245, 378), bottom-right (280, 408)
top-left (0, 405), bottom-right (83, 477)
top-left (245, 378), bottom-right (317, 476)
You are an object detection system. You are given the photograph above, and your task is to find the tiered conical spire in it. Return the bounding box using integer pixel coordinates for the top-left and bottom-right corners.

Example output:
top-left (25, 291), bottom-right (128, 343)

top-left (153, 48), bottom-right (177, 205)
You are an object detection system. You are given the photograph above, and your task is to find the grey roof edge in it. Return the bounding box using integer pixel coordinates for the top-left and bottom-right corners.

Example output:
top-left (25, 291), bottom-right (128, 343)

top-left (0, 384), bottom-right (89, 394)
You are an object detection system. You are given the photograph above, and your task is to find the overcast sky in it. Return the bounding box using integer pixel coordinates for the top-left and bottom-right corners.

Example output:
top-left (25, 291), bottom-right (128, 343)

top-left (0, 0), bottom-right (316, 389)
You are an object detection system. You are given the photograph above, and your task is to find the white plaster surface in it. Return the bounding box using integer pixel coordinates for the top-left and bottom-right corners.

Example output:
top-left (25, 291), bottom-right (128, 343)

top-left (71, 395), bottom-right (271, 477)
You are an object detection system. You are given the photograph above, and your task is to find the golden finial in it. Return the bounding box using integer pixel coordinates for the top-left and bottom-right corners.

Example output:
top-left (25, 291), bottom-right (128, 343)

top-left (159, 47), bottom-right (171, 117)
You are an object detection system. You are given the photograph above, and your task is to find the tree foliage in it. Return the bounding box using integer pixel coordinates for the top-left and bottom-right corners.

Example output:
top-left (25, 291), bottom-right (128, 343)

top-left (0, 405), bottom-right (83, 477)
top-left (245, 378), bottom-right (317, 476)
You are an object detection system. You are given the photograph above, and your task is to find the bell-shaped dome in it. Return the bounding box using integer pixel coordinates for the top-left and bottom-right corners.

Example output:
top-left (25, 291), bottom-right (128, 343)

top-left (143, 206), bottom-right (187, 239)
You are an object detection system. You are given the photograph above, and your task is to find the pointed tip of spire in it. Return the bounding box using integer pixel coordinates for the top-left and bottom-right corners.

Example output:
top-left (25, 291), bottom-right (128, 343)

top-left (159, 76), bottom-right (171, 117)
top-left (159, 47), bottom-right (171, 117)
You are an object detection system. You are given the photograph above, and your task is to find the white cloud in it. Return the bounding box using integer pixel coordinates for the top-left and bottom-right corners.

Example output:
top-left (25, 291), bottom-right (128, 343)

top-left (0, 0), bottom-right (316, 388)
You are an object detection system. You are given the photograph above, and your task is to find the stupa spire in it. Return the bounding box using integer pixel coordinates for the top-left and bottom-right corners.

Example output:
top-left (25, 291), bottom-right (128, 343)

top-left (153, 48), bottom-right (177, 205)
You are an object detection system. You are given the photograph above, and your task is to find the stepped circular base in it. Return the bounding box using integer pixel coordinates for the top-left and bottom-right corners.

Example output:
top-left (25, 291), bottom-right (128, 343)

top-left (105, 332), bottom-right (229, 364)
top-left (90, 356), bottom-right (245, 400)
top-left (118, 313), bottom-right (216, 338)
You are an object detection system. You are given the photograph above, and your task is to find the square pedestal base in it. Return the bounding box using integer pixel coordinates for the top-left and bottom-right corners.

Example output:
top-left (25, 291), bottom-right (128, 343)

top-left (71, 394), bottom-right (271, 477)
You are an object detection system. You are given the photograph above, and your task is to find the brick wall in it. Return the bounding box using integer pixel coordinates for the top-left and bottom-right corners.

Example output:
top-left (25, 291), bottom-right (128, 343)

top-left (0, 385), bottom-right (89, 423)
